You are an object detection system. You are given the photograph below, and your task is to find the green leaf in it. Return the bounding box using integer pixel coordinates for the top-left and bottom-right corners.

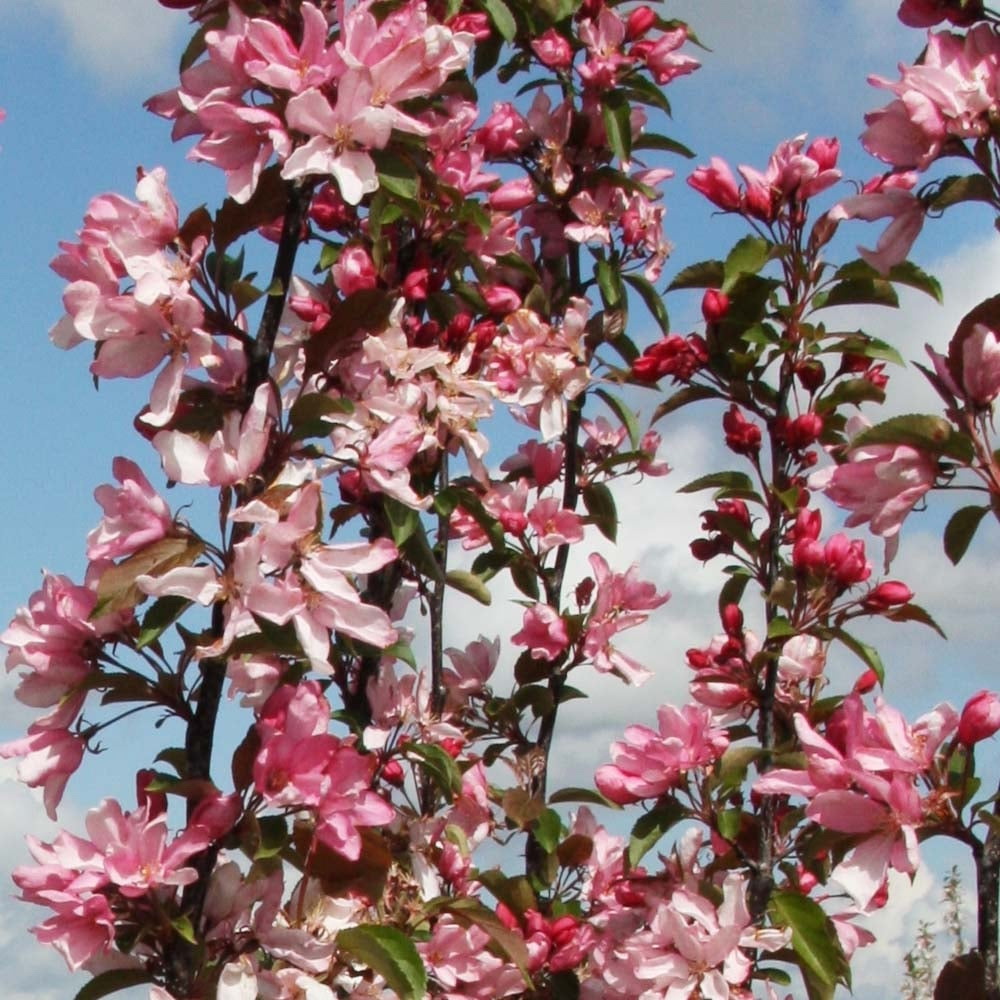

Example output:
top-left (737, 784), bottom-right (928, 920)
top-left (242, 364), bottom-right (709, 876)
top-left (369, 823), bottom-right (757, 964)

top-left (532, 808), bottom-right (563, 853)
top-left (406, 743), bottom-right (462, 798)
top-left (678, 470), bottom-right (755, 495)
top-left (371, 151), bottom-right (420, 201)
top-left (887, 260), bottom-right (943, 302)
top-left (336, 925), bottom-right (428, 1000)
top-left (136, 595), bottom-right (192, 650)
top-left (651, 384), bottom-right (719, 422)
top-left (601, 89), bottom-right (632, 162)
top-left (549, 786), bottom-right (622, 809)
top-left (622, 272), bottom-right (670, 334)
top-left (289, 392), bottom-right (354, 438)
top-left (534, 0), bottom-right (579, 21)
top-left (944, 505), bottom-right (990, 565)
top-left (929, 173), bottom-right (996, 211)
top-left (716, 807), bottom-right (742, 840)
top-left (632, 132), bottom-right (695, 158)
top-left (255, 815), bottom-right (289, 860)
top-left (815, 376), bottom-right (885, 413)
top-left (480, 0), bottom-right (517, 39)
top-left (668, 259), bottom-right (724, 292)
top-left (832, 628), bottom-right (885, 687)
top-left (723, 235), bottom-right (773, 291)
top-left (770, 891), bottom-right (851, 989)
top-left (814, 277), bottom-right (899, 310)
top-left (383, 497), bottom-right (421, 546)
top-left (595, 257), bottom-right (625, 310)
top-left (582, 482), bottom-right (618, 542)
top-left (445, 570), bottom-right (492, 606)
top-left (594, 388), bottom-right (641, 449)
top-left (626, 799), bottom-right (686, 870)
top-left (172, 914), bottom-right (199, 945)
top-left (767, 616), bottom-right (796, 639)
top-left (550, 969), bottom-right (582, 1000)
top-left (73, 970), bottom-right (154, 1000)
top-left (851, 412), bottom-right (974, 463)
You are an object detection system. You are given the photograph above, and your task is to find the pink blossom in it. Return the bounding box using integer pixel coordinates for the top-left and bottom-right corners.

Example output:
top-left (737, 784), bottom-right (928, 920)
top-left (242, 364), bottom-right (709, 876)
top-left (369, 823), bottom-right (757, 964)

top-left (511, 604), bottom-right (569, 661)
top-left (595, 702), bottom-right (729, 803)
top-left (86, 458), bottom-right (172, 562)
top-left (830, 171), bottom-right (924, 274)
top-left (332, 244), bottom-right (378, 296)
top-left (810, 418), bottom-right (937, 558)
top-left (527, 497), bottom-right (584, 553)
top-left (531, 28), bottom-right (573, 69)
top-left (956, 323), bottom-right (1000, 405)
top-left (0, 726), bottom-right (84, 819)
top-left (154, 383), bottom-right (273, 486)
top-left (243, 2), bottom-right (342, 93)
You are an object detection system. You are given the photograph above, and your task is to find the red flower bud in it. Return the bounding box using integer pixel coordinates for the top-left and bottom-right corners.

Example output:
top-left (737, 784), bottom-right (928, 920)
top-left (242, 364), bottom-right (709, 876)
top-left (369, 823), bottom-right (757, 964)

top-left (721, 603), bottom-right (743, 637)
top-left (701, 288), bottom-right (730, 323)
top-left (863, 580), bottom-right (913, 609)
top-left (381, 759), bottom-right (405, 787)
top-left (625, 5), bottom-right (656, 39)
top-left (853, 668), bottom-right (879, 693)
top-left (958, 690), bottom-right (1000, 746)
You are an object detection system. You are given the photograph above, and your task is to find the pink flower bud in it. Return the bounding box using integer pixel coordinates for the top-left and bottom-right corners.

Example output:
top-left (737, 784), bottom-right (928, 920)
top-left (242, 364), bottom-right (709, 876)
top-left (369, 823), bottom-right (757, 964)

top-left (531, 27), bottom-right (573, 69)
top-left (688, 158), bottom-right (742, 212)
top-left (958, 690), bottom-right (1000, 746)
top-left (476, 102), bottom-right (531, 156)
top-left (625, 5), bottom-right (656, 39)
top-left (482, 284), bottom-right (522, 316)
top-left (853, 668), bottom-right (879, 693)
top-left (701, 288), bottom-right (730, 323)
top-left (721, 603), bottom-right (743, 636)
top-left (863, 580), bottom-right (913, 609)
top-left (488, 177), bottom-right (538, 211)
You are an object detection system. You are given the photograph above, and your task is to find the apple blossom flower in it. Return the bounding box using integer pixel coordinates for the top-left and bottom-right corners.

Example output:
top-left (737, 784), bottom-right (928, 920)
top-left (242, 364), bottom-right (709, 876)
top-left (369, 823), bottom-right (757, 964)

top-left (958, 690), bottom-right (1000, 745)
top-left (595, 702), bottom-right (729, 803)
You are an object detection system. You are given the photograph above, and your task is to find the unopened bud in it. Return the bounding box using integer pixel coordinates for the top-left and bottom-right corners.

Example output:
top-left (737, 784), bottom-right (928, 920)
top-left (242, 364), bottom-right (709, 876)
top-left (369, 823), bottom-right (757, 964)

top-left (958, 690), bottom-right (1000, 746)
top-left (701, 288), bottom-right (730, 323)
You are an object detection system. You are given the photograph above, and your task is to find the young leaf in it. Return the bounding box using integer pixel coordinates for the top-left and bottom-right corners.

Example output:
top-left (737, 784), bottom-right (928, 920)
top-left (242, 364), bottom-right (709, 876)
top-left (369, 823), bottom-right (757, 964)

top-left (770, 891), bottom-right (851, 989)
top-left (480, 0), bottom-right (517, 40)
top-left (722, 235), bottom-right (773, 291)
top-left (336, 926), bottom-right (428, 1000)
top-left (549, 786), bottom-right (622, 809)
top-left (601, 89), bottom-right (633, 163)
top-left (73, 971), bottom-right (154, 1000)
top-left (582, 482), bottom-right (618, 542)
top-left (851, 413), bottom-right (974, 463)
top-left (136, 595), bottom-right (192, 650)
top-left (668, 259), bottom-right (725, 291)
top-left (678, 470), bottom-right (755, 495)
top-left (406, 743), bottom-right (463, 799)
top-left (626, 799), bottom-right (686, 869)
top-left (445, 570), bottom-right (492, 606)
top-left (623, 272), bottom-right (670, 334)
top-left (944, 505), bottom-right (990, 565)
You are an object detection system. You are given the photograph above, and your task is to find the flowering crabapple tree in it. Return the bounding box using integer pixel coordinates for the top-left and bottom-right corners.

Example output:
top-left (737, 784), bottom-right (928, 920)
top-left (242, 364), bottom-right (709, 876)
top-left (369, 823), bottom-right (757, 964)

top-left (7, 0), bottom-right (1000, 998)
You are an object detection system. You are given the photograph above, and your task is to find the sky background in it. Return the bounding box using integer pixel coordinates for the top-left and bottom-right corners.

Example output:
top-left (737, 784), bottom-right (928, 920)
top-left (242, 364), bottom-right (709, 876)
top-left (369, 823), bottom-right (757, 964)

top-left (0, 2), bottom-right (998, 997)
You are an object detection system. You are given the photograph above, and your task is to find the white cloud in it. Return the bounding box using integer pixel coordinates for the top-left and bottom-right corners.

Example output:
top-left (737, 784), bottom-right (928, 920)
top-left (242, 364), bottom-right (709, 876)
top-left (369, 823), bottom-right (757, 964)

top-left (0, 0), bottom-right (184, 89)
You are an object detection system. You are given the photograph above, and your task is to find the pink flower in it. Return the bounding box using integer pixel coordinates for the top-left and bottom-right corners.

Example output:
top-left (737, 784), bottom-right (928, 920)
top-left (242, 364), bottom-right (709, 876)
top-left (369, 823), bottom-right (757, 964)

top-left (332, 244), bottom-right (378, 296)
top-left (87, 457), bottom-right (172, 562)
top-left (0, 726), bottom-right (84, 819)
top-left (688, 157), bottom-right (741, 211)
top-left (595, 703), bottom-right (729, 803)
top-left (154, 383), bottom-right (273, 486)
top-left (531, 28), bottom-right (573, 69)
top-left (956, 323), bottom-right (1000, 405)
top-left (830, 171), bottom-right (924, 274)
top-left (958, 690), bottom-right (1000, 745)
top-left (511, 604), bottom-right (569, 661)
top-left (810, 417), bottom-right (936, 560)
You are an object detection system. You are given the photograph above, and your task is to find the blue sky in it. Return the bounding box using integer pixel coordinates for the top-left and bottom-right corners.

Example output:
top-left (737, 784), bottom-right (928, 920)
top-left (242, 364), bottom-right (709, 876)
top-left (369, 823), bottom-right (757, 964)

top-left (0, 2), bottom-right (997, 997)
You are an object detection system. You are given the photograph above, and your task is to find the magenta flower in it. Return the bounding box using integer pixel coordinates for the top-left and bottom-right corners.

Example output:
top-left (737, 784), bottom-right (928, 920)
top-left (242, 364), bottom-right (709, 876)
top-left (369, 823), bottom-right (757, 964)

top-left (511, 604), bottom-right (570, 661)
